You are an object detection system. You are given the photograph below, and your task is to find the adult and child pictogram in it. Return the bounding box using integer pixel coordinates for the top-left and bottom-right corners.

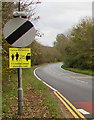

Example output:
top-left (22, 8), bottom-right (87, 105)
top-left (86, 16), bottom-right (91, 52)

top-left (11, 52), bottom-right (19, 61)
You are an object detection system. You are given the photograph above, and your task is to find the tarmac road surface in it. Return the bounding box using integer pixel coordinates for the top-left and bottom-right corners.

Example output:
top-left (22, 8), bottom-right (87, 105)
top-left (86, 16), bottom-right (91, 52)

top-left (35, 63), bottom-right (93, 118)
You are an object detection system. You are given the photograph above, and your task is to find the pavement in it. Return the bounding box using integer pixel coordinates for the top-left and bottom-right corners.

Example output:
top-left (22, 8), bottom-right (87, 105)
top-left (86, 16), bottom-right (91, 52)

top-left (34, 63), bottom-right (94, 119)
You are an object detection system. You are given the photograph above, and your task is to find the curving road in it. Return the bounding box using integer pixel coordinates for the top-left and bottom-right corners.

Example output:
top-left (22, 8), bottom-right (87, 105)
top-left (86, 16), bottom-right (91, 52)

top-left (35, 63), bottom-right (93, 118)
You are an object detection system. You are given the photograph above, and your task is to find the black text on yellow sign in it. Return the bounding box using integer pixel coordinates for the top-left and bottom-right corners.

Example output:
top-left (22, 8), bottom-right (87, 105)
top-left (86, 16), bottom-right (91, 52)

top-left (9, 48), bottom-right (31, 68)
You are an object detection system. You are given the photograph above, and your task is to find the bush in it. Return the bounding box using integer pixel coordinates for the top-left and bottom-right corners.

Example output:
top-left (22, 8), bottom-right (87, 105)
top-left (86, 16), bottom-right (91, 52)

top-left (63, 52), bottom-right (93, 70)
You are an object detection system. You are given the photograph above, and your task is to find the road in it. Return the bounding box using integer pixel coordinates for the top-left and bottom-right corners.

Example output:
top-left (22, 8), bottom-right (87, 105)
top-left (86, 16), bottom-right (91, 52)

top-left (35, 63), bottom-right (93, 118)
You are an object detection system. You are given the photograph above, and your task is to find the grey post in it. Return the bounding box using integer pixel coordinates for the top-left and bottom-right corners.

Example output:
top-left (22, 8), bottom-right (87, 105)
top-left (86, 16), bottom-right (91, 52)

top-left (18, 68), bottom-right (23, 115)
top-left (18, 0), bottom-right (23, 115)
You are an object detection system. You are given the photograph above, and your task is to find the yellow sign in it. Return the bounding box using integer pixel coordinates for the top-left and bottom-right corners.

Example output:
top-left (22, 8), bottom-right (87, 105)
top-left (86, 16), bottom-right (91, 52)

top-left (9, 48), bottom-right (31, 68)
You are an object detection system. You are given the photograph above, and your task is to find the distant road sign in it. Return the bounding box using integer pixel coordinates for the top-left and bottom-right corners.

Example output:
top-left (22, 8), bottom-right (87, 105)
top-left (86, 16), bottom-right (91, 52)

top-left (9, 48), bottom-right (31, 68)
top-left (3, 18), bottom-right (36, 47)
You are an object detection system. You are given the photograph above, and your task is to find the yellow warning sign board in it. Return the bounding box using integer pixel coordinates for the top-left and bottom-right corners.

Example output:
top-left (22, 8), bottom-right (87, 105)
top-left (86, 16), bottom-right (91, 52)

top-left (9, 48), bottom-right (31, 68)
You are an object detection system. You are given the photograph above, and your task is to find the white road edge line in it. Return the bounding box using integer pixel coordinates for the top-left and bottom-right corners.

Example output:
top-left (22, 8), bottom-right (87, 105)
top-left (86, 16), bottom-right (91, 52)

top-left (33, 68), bottom-right (57, 91)
top-left (77, 109), bottom-right (90, 115)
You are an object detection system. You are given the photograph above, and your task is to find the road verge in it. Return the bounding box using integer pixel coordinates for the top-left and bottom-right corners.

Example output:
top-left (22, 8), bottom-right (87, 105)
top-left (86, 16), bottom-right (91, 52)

top-left (2, 66), bottom-right (64, 119)
top-left (61, 65), bottom-right (94, 76)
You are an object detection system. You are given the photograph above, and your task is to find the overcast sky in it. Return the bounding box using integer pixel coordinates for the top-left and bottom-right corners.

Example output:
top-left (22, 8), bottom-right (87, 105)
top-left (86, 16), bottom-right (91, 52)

top-left (34, 1), bottom-right (92, 47)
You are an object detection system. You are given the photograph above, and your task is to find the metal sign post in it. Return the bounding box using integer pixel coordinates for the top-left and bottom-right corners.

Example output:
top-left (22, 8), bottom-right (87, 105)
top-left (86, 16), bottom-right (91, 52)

top-left (18, 1), bottom-right (23, 115)
top-left (18, 68), bottom-right (23, 115)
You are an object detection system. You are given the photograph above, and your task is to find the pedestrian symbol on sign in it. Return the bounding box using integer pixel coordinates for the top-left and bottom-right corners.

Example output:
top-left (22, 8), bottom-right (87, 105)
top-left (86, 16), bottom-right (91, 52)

top-left (16, 52), bottom-right (19, 61)
top-left (11, 54), bottom-right (14, 61)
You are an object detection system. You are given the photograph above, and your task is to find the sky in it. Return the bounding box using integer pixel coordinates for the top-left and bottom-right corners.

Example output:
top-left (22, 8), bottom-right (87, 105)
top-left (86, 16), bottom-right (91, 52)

top-left (33, 1), bottom-right (92, 47)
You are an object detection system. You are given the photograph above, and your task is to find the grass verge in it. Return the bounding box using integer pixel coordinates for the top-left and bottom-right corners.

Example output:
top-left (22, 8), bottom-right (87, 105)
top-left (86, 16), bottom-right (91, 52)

top-left (2, 65), bottom-right (64, 119)
top-left (61, 65), bottom-right (94, 76)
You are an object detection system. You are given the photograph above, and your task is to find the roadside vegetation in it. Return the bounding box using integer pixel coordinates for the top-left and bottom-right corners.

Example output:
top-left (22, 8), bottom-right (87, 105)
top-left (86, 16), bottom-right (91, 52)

top-left (54, 18), bottom-right (93, 75)
top-left (61, 65), bottom-right (94, 76)
top-left (2, 66), bottom-right (64, 119)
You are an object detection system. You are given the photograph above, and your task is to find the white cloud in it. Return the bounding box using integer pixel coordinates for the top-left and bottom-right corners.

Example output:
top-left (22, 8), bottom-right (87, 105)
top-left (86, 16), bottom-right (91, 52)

top-left (35, 2), bottom-right (92, 46)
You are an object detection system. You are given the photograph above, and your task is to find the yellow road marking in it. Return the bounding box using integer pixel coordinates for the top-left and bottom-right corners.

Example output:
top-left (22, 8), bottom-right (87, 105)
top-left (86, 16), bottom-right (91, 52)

top-left (70, 76), bottom-right (92, 78)
top-left (54, 91), bottom-right (79, 118)
top-left (56, 91), bottom-right (86, 119)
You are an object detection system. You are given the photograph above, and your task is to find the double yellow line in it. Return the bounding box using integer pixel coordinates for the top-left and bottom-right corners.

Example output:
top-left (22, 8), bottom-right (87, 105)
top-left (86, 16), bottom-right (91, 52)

top-left (54, 91), bottom-right (86, 119)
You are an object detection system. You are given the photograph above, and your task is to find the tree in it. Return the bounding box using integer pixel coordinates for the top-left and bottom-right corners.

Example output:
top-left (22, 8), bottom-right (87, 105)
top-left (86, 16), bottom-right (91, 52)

top-left (30, 40), bottom-right (61, 65)
top-left (54, 33), bottom-right (70, 60)
top-left (66, 18), bottom-right (93, 69)
top-left (54, 17), bottom-right (93, 70)
top-left (2, 2), bottom-right (15, 83)
top-left (18, 0), bottom-right (41, 20)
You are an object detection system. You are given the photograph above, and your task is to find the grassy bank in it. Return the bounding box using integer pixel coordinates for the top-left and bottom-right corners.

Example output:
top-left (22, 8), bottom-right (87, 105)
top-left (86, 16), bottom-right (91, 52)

top-left (61, 65), bottom-right (94, 76)
top-left (2, 65), bottom-right (64, 119)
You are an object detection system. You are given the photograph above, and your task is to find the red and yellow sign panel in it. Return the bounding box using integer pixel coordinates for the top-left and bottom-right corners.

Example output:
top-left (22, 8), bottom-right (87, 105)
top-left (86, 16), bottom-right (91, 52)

top-left (9, 48), bottom-right (31, 68)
